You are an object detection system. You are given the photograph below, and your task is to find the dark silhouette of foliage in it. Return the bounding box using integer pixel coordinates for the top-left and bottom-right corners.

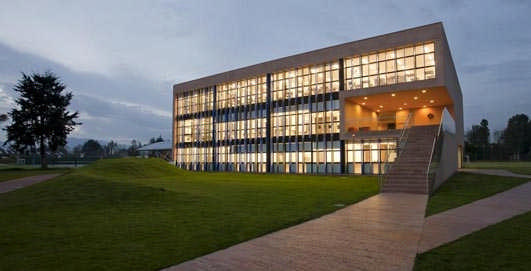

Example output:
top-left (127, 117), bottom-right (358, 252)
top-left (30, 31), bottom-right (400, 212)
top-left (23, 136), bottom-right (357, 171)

top-left (465, 119), bottom-right (490, 160)
top-left (81, 139), bottom-right (104, 157)
top-left (503, 114), bottom-right (530, 160)
top-left (4, 72), bottom-right (80, 168)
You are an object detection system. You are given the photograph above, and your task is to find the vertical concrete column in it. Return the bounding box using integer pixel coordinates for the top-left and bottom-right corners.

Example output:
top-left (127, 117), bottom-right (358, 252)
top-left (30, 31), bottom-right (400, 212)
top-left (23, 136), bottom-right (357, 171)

top-left (339, 58), bottom-right (346, 174)
top-left (212, 85), bottom-right (217, 171)
top-left (266, 73), bottom-right (272, 173)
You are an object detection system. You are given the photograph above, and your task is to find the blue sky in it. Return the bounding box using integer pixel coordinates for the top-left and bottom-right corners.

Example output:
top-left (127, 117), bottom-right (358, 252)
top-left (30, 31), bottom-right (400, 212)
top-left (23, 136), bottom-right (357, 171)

top-left (0, 0), bottom-right (530, 144)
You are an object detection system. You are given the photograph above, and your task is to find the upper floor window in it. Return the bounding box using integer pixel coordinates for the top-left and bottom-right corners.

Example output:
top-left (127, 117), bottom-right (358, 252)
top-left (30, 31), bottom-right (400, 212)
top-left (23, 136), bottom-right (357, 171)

top-left (344, 42), bottom-right (435, 90)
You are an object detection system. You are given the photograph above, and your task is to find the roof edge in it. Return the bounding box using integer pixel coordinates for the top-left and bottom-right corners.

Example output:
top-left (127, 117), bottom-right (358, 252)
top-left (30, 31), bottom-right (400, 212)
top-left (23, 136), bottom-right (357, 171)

top-left (173, 22), bottom-right (444, 94)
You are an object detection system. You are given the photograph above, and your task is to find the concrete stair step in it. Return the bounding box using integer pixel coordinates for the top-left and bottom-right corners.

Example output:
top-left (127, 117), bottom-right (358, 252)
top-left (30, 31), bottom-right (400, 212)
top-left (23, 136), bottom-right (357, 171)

top-left (380, 125), bottom-right (437, 194)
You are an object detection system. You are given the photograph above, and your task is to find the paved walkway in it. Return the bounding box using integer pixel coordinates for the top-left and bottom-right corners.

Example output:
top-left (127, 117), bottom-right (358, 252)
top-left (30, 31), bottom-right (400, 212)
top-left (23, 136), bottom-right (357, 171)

top-left (0, 174), bottom-right (61, 194)
top-left (418, 181), bottom-right (531, 253)
top-left (164, 193), bottom-right (428, 271)
top-left (459, 168), bottom-right (531, 179)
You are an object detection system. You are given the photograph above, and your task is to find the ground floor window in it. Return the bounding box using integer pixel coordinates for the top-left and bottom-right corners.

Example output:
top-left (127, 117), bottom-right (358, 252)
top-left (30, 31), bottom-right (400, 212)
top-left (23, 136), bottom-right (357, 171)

top-left (345, 140), bottom-right (397, 174)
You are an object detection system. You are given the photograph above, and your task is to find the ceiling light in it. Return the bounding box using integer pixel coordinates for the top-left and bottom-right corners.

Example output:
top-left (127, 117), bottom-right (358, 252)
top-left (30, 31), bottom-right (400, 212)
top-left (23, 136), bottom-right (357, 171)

top-left (364, 96), bottom-right (368, 100)
top-left (403, 102), bottom-right (407, 106)
top-left (423, 105), bottom-right (427, 108)
top-left (361, 102), bottom-right (366, 105)
top-left (414, 96), bottom-right (418, 100)
top-left (399, 107), bottom-right (403, 110)
top-left (391, 93), bottom-right (396, 97)
top-left (421, 89), bottom-right (427, 93)
top-left (430, 100), bottom-right (435, 103)
top-left (376, 109), bottom-right (380, 112)
top-left (379, 105), bottom-right (384, 108)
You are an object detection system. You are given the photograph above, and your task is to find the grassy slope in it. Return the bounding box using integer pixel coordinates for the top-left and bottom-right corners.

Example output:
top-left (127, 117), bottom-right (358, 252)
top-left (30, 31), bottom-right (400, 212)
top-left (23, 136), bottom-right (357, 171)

top-left (426, 172), bottom-right (528, 216)
top-left (464, 161), bottom-right (531, 175)
top-left (0, 168), bottom-right (70, 182)
top-left (415, 211), bottom-right (531, 271)
top-left (0, 158), bottom-right (378, 271)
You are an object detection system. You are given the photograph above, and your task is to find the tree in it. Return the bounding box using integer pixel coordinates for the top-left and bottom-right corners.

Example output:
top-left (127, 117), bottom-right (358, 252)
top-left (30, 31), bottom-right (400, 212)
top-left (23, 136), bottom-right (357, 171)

top-left (4, 72), bottom-right (80, 168)
top-left (81, 139), bottom-right (103, 157)
top-left (73, 144), bottom-right (82, 158)
top-left (128, 139), bottom-right (141, 156)
top-left (0, 114), bottom-right (7, 122)
top-left (465, 119), bottom-right (490, 160)
top-left (149, 135), bottom-right (164, 144)
top-left (104, 140), bottom-right (118, 157)
top-left (503, 114), bottom-right (530, 160)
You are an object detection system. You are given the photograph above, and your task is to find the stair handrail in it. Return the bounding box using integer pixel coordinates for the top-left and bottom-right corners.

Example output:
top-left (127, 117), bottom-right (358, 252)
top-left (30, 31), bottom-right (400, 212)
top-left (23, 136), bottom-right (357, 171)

top-left (378, 111), bottom-right (414, 191)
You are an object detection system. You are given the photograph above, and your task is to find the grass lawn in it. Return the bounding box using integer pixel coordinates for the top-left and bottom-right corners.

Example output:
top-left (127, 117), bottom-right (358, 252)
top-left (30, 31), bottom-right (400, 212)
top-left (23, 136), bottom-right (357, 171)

top-left (0, 167), bottom-right (70, 182)
top-left (0, 158), bottom-right (378, 271)
top-left (414, 211), bottom-right (531, 271)
top-left (464, 161), bottom-right (531, 175)
top-left (426, 172), bottom-right (528, 216)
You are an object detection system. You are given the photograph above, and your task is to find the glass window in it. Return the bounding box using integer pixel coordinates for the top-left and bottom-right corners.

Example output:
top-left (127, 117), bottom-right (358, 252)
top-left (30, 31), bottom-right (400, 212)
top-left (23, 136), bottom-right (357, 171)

top-left (343, 41), bottom-right (436, 90)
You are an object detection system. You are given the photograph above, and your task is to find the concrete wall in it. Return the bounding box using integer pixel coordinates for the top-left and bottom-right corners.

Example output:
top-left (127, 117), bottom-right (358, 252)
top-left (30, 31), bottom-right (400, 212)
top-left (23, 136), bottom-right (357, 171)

top-left (412, 107), bottom-right (443, 126)
top-left (431, 131), bottom-right (457, 192)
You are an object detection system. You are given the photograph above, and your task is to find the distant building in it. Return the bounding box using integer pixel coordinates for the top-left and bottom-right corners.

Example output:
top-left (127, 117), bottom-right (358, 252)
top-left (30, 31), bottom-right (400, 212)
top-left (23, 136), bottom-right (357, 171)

top-left (138, 141), bottom-right (172, 161)
top-left (172, 23), bottom-right (463, 193)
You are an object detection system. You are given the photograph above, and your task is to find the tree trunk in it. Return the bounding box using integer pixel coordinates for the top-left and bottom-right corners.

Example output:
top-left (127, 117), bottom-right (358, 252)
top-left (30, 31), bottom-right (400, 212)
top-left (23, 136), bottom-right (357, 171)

top-left (40, 137), bottom-right (48, 169)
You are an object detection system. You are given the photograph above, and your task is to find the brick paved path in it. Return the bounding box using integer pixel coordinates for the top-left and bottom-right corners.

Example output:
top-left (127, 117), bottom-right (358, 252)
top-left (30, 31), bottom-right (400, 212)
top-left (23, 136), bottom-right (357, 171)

top-left (0, 174), bottom-right (61, 194)
top-left (418, 181), bottom-right (531, 253)
top-left (164, 193), bottom-right (428, 271)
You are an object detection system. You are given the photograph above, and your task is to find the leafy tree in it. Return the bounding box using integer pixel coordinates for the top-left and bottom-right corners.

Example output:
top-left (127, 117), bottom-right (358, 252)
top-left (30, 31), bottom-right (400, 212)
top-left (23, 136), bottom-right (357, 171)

top-left (465, 119), bottom-right (490, 160)
top-left (149, 135), bottom-right (164, 144)
top-left (4, 72), bottom-right (80, 168)
top-left (104, 140), bottom-right (118, 157)
top-left (503, 114), bottom-right (530, 160)
top-left (81, 139), bottom-right (103, 157)
top-left (73, 144), bottom-right (82, 158)
top-left (0, 114), bottom-right (7, 122)
top-left (128, 139), bottom-right (141, 156)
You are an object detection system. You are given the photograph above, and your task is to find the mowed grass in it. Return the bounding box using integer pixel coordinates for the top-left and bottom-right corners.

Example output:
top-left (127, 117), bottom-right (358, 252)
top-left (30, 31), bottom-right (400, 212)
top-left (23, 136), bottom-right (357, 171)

top-left (464, 161), bottom-right (531, 175)
top-left (0, 158), bottom-right (378, 271)
top-left (414, 211), bottom-right (531, 271)
top-left (0, 167), bottom-right (70, 182)
top-left (426, 172), bottom-right (528, 216)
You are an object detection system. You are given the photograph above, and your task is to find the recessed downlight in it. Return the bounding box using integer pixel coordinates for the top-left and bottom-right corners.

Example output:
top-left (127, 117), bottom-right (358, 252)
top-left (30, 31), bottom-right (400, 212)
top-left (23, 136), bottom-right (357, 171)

top-left (364, 96), bottom-right (368, 100)
top-left (403, 102), bottom-right (407, 106)
top-left (391, 93), bottom-right (396, 97)
top-left (423, 105), bottom-right (427, 108)
top-left (430, 100), bottom-right (435, 103)
top-left (361, 102), bottom-right (366, 105)
top-left (399, 107), bottom-right (403, 110)
top-left (379, 105), bottom-right (384, 108)
top-left (421, 89), bottom-right (427, 93)
top-left (414, 96), bottom-right (419, 100)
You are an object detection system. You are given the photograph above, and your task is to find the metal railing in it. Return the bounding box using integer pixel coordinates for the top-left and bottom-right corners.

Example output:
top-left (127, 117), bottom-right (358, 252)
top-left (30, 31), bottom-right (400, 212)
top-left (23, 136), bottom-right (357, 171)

top-left (344, 114), bottom-right (411, 133)
top-left (377, 112), bottom-right (413, 191)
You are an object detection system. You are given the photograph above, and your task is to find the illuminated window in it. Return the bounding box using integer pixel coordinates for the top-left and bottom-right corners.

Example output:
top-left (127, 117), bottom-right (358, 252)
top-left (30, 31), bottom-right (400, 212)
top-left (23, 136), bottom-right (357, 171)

top-left (344, 41), bottom-right (436, 90)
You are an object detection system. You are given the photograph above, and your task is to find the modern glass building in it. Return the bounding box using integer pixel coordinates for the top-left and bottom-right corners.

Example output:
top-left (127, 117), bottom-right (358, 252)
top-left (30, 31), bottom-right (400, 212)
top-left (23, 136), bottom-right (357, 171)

top-left (172, 22), bottom-right (464, 178)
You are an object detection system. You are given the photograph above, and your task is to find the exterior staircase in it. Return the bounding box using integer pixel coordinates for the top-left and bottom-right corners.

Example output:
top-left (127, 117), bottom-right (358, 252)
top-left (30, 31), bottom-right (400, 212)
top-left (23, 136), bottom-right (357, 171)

top-left (381, 125), bottom-right (440, 194)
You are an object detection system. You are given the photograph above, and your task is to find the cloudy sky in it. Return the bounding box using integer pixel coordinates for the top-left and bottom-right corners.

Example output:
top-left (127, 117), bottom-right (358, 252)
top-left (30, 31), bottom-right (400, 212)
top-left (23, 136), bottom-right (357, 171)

top-left (0, 0), bottom-right (530, 144)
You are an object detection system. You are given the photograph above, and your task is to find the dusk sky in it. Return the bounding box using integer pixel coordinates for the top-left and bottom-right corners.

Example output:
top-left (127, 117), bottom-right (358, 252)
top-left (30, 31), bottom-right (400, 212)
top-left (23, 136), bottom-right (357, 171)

top-left (0, 0), bottom-right (530, 144)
